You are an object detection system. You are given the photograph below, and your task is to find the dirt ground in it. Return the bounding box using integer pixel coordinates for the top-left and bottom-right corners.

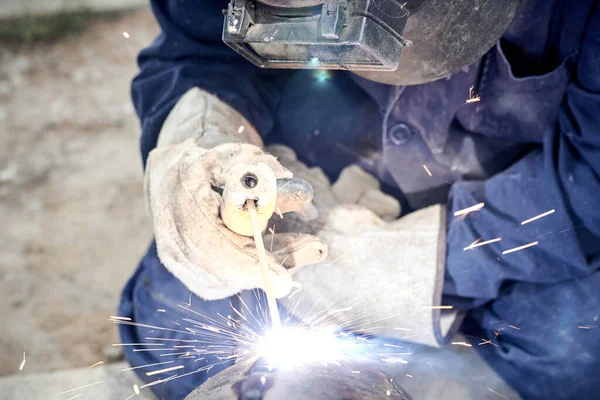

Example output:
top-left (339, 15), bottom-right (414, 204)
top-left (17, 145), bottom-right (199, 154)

top-left (0, 8), bottom-right (158, 375)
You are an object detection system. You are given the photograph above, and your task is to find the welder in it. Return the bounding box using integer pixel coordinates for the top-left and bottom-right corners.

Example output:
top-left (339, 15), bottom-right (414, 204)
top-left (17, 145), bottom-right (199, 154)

top-left (118, 0), bottom-right (600, 398)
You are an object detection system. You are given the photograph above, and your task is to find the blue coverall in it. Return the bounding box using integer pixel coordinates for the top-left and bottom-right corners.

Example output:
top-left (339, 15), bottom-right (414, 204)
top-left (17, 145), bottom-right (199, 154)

top-left (119, 0), bottom-right (600, 398)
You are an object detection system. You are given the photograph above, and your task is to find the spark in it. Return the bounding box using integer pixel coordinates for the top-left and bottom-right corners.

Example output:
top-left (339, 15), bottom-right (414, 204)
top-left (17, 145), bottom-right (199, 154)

top-left (464, 237), bottom-right (501, 251)
top-left (387, 390), bottom-right (391, 396)
top-left (269, 225), bottom-right (275, 252)
top-left (157, 309), bottom-right (166, 313)
top-left (67, 395), bottom-right (83, 400)
top-left (423, 165), bottom-right (432, 176)
top-left (108, 272), bottom-right (471, 394)
top-left (466, 86), bottom-right (481, 103)
top-left (133, 348), bottom-right (177, 352)
top-left (89, 361), bottom-right (104, 368)
top-left (113, 343), bottom-right (164, 346)
top-left (578, 325), bottom-right (592, 329)
top-left (488, 388), bottom-right (507, 399)
top-left (276, 181), bottom-right (291, 193)
top-left (61, 381), bottom-right (104, 394)
top-left (422, 305), bottom-right (453, 310)
top-left (121, 361), bottom-right (174, 371)
top-left (329, 306), bottom-right (353, 314)
top-left (508, 325), bottom-right (521, 330)
top-left (381, 357), bottom-right (408, 364)
top-left (467, 238), bottom-right (482, 247)
top-left (229, 303), bottom-right (248, 322)
top-left (238, 125), bottom-right (245, 134)
top-left (406, 374), bottom-right (413, 378)
top-left (122, 31), bottom-right (130, 39)
top-left (125, 395), bottom-right (135, 400)
top-left (451, 341), bottom-right (472, 347)
top-left (110, 316), bottom-right (132, 321)
top-left (133, 384), bottom-right (140, 395)
top-left (276, 207), bottom-right (284, 219)
top-left (146, 365), bottom-right (185, 376)
top-left (502, 241), bottom-right (539, 255)
top-left (453, 202), bottom-right (484, 216)
top-left (559, 227), bottom-right (576, 234)
top-left (521, 209), bottom-right (555, 225)
top-left (324, 253), bottom-right (345, 267)
top-left (19, 351), bottom-right (26, 371)
top-left (286, 287), bottom-right (303, 299)
top-left (400, 332), bottom-right (427, 339)
top-left (352, 370), bottom-right (361, 374)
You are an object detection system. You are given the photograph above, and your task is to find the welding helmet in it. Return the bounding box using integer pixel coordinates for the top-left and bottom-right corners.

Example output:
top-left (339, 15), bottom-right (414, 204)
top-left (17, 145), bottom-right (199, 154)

top-left (223, 0), bottom-right (520, 85)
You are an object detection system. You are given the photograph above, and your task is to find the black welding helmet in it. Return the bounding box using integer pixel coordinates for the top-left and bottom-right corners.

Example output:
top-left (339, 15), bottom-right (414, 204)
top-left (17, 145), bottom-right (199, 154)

top-left (223, 0), bottom-right (520, 85)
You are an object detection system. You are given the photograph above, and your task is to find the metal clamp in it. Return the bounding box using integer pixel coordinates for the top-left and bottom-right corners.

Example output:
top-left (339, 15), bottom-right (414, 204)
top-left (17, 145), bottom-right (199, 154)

top-left (320, 0), bottom-right (347, 39)
top-left (225, 0), bottom-right (252, 37)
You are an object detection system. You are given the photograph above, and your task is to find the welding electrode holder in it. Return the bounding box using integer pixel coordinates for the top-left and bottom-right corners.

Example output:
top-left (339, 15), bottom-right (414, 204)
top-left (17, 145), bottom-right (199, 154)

top-left (220, 162), bottom-right (317, 237)
top-left (220, 162), bottom-right (278, 237)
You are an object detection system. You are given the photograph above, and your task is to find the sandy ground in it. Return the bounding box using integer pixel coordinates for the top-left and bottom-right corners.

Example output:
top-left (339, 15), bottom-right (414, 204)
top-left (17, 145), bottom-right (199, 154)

top-left (0, 8), bottom-right (158, 376)
top-left (0, 0), bottom-right (147, 19)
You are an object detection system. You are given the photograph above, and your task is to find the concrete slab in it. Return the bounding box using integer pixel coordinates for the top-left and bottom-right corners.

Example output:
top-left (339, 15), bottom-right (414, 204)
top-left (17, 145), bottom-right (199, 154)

top-left (0, 362), bottom-right (154, 400)
top-left (0, 0), bottom-right (148, 19)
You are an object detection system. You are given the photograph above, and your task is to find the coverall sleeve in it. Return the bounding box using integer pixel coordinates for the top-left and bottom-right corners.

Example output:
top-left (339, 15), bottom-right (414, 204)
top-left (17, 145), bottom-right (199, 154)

top-left (444, 5), bottom-right (600, 308)
top-left (133, 0), bottom-right (280, 166)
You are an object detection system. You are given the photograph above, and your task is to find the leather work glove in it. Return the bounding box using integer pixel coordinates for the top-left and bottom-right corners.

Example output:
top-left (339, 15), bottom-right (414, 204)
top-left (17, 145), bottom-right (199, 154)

top-left (145, 88), bottom-right (327, 300)
top-left (267, 146), bottom-right (462, 347)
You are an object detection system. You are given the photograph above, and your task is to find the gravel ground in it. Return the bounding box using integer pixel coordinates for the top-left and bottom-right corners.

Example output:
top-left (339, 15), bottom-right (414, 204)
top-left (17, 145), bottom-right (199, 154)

top-left (0, 8), bottom-right (158, 376)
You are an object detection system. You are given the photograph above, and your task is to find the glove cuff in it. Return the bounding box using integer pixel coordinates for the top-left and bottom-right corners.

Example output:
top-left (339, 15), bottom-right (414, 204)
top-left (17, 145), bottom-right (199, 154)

top-left (282, 204), bottom-right (463, 348)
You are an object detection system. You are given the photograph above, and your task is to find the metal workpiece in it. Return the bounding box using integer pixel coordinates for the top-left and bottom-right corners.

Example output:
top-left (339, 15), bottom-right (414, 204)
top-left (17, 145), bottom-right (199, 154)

top-left (185, 356), bottom-right (412, 400)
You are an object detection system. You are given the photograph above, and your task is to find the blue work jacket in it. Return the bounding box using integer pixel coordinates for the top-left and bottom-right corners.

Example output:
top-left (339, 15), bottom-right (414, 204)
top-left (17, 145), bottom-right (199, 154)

top-left (120, 0), bottom-right (600, 398)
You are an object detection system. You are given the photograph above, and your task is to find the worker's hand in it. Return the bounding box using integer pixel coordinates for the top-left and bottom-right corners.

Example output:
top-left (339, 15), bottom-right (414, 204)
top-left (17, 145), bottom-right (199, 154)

top-left (267, 146), bottom-right (460, 347)
top-left (145, 140), bottom-right (328, 301)
top-left (264, 145), bottom-right (401, 236)
top-left (144, 89), bottom-right (327, 301)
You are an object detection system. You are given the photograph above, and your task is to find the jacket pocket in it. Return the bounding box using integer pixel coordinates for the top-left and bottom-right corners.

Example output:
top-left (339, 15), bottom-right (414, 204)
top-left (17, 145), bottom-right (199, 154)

top-left (457, 40), bottom-right (574, 143)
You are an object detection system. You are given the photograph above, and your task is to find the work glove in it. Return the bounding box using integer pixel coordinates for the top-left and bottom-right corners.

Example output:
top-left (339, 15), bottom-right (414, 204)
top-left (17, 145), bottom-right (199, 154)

top-left (145, 88), bottom-right (327, 301)
top-left (268, 146), bottom-right (462, 347)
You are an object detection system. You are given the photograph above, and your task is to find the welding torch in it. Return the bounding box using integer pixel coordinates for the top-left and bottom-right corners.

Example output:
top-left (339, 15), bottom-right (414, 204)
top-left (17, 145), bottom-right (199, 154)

top-left (219, 162), bottom-right (316, 329)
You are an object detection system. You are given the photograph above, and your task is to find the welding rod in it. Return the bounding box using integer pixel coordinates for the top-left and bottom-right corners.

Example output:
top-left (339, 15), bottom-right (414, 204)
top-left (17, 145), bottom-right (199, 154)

top-left (246, 199), bottom-right (282, 330)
